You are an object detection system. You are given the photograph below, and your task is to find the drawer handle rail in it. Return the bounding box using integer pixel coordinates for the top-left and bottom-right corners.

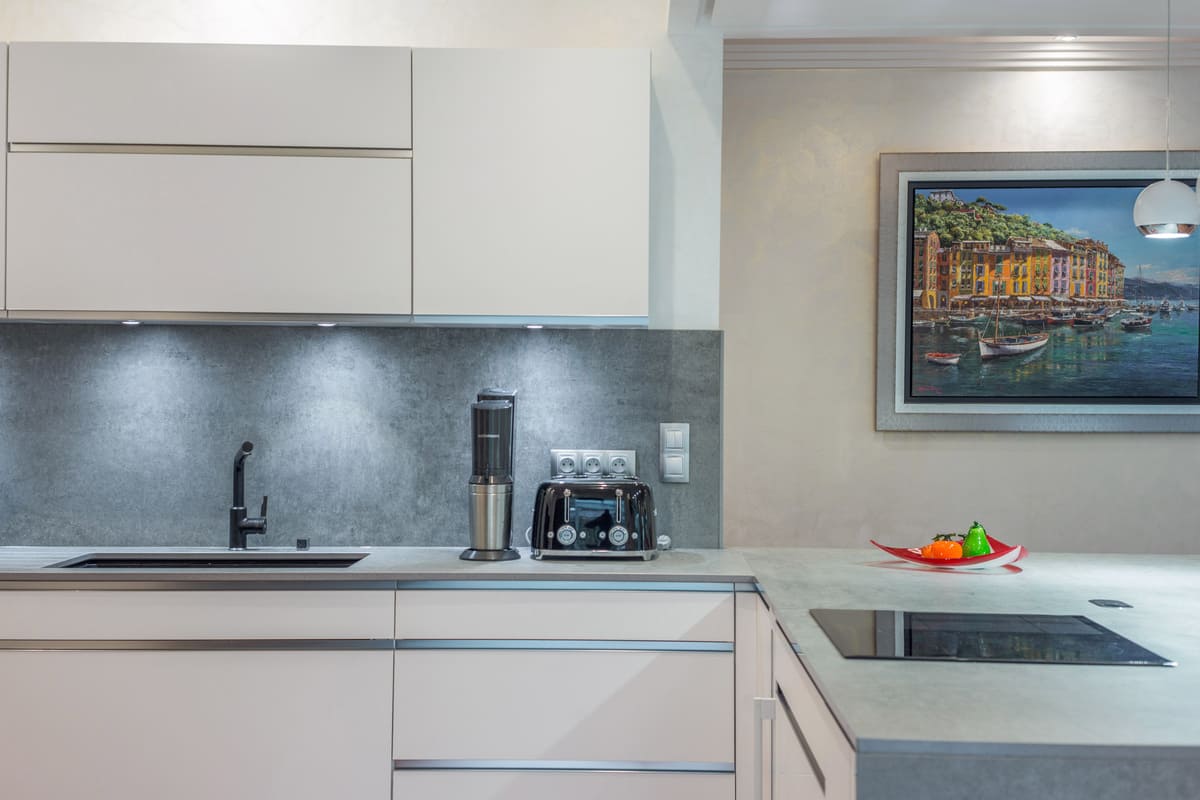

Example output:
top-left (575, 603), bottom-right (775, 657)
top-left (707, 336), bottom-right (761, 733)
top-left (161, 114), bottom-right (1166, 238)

top-left (393, 759), bottom-right (734, 774)
top-left (0, 639), bottom-right (394, 651)
top-left (9, 143), bottom-right (413, 159)
top-left (775, 685), bottom-right (826, 794)
top-left (397, 580), bottom-right (741, 592)
top-left (395, 639), bottom-right (733, 652)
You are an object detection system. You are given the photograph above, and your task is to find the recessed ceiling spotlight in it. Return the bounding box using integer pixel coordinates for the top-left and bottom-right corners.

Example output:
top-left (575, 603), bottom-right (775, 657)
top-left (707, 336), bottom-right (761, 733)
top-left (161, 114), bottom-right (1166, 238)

top-left (1054, 35), bottom-right (1080, 42)
top-left (315, 322), bottom-right (337, 328)
top-left (121, 320), bottom-right (141, 326)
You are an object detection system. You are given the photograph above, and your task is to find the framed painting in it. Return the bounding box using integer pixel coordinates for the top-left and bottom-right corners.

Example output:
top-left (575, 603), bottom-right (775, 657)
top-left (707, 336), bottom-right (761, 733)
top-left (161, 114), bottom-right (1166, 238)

top-left (876, 151), bottom-right (1200, 432)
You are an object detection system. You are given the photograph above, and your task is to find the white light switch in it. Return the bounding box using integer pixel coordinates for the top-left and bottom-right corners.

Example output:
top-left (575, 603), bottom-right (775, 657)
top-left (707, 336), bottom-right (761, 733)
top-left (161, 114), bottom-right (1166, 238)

top-left (659, 422), bottom-right (690, 483)
top-left (663, 455), bottom-right (685, 477)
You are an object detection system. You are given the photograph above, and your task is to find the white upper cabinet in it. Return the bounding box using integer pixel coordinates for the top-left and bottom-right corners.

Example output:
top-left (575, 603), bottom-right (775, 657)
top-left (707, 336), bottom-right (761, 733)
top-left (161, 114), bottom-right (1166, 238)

top-left (7, 151), bottom-right (412, 315)
top-left (8, 42), bottom-right (412, 148)
top-left (0, 45), bottom-right (7, 312)
top-left (411, 48), bottom-right (650, 318)
top-left (5, 43), bottom-right (413, 318)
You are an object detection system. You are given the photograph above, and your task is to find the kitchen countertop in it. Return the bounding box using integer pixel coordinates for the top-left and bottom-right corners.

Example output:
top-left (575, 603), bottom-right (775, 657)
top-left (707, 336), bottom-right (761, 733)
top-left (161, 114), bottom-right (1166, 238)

top-left (3, 543), bottom-right (1197, 797)
top-left (0, 545), bottom-right (754, 584)
top-left (742, 548), bottom-right (1200, 800)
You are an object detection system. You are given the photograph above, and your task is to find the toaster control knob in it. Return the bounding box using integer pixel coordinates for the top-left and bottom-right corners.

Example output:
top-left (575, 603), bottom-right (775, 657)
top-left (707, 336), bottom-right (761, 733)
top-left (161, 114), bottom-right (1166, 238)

top-left (608, 526), bottom-right (629, 546)
top-left (555, 525), bottom-right (578, 546)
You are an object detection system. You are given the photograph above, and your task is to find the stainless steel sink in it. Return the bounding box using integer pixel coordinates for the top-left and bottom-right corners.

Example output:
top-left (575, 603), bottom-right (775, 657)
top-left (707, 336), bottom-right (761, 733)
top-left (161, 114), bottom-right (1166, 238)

top-left (45, 551), bottom-right (369, 569)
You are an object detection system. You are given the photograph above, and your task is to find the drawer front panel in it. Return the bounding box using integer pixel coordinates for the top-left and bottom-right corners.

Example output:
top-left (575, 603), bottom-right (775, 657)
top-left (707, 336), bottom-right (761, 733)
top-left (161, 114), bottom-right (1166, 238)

top-left (772, 627), bottom-right (855, 800)
top-left (0, 650), bottom-right (393, 800)
top-left (393, 770), bottom-right (733, 800)
top-left (396, 589), bottom-right (733, 641)
top-left (9, 42), bottom-right (412, 148)
top-left (0, 590), bottom-right (394, 640)
top-left (393, 649), bottom-right (733, 762)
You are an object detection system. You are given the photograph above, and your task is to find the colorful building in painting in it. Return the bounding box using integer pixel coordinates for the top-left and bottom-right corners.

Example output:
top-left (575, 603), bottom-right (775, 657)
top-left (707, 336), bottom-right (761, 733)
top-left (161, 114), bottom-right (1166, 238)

top-left (1110, 258), bottom-right (1125, 299)
top-left (923, 233), bottom-right (1124, 306)
top-left (1040, 239), bottom-right (1071, 298)
top-left (912, 229), bottom-right (940, 308)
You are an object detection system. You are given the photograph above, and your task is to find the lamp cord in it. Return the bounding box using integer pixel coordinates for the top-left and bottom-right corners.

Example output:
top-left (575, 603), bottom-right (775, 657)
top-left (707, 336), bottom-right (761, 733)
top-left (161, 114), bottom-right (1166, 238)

top-left (1165, 0), bottom-right (1172, 178)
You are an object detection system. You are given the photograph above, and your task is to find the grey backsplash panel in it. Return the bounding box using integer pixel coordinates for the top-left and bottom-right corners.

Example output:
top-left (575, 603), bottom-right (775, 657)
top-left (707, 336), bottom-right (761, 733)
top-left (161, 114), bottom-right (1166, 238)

top-left (0, 325), bottom-right (721, 549)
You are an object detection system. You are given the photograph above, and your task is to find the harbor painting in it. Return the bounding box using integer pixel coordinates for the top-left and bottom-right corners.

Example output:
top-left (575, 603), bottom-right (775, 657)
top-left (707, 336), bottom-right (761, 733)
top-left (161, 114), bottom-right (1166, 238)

top-left (907, 181), bottom-right (1200, 403)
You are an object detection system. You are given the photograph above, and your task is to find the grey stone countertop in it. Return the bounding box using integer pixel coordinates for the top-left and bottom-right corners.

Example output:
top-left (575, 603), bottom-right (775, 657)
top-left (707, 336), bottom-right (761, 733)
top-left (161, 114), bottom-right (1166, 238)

top-left (0, 545), bottom-right (754, 583)
top-left (4, 543), bottom-right (1199, 767)
top-left (740, 547), bottom-right (1200, 759)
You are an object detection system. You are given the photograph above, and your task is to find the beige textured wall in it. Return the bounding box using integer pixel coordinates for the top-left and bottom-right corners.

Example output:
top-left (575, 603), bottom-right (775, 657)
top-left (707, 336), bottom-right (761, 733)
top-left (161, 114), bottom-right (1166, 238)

top-left (0, 0), bottom-right (722, 329)
top-left (722, 67), bottom-right (1200, 554)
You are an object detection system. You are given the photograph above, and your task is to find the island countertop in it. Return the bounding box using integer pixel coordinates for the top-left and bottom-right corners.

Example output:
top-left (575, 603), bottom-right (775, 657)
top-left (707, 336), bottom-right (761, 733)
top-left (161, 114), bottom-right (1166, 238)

top-left (742, 547), bottom-right (1200, 799)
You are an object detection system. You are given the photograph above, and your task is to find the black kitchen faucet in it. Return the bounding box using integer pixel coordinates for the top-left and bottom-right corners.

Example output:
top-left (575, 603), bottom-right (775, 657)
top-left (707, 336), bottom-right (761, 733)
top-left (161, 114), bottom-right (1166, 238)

top-left (229, 441), bottom-right (268, 550)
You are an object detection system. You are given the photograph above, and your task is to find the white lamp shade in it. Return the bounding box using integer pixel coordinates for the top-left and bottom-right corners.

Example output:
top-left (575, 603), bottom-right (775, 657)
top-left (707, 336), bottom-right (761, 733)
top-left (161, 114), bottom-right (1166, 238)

top-left (1133, 179), bottom-right (1199, 238)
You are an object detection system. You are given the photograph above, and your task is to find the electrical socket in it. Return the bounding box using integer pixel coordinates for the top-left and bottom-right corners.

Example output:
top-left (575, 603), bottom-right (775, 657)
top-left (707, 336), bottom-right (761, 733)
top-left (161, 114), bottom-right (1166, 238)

top-left (550, 448), bottom-right (638, 477)
top-left (550, 449), bottom-right (579, 477)
top-left (604, 450), bottom-right (636, 477)
top-left (580, 451), bottom-right (605, 476)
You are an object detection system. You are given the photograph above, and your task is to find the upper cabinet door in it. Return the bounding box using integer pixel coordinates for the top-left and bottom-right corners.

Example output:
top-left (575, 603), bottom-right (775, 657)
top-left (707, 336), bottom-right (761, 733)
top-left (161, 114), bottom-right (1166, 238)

top-left (0, 45), bottom-right (7, 313)
top-left (7, 152), bottom-right (412, 316)
top-left (8, 43), bottom-right (412, 148)
top-left (411, 48), bottom-right (649, 318)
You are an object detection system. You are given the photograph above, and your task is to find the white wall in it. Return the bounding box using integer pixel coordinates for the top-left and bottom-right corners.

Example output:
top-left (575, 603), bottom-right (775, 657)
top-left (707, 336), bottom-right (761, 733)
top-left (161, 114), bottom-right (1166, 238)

top-left (0, 0), bottom-right (721, 329)
top-left (722, 67), bottom-right (1200, 554)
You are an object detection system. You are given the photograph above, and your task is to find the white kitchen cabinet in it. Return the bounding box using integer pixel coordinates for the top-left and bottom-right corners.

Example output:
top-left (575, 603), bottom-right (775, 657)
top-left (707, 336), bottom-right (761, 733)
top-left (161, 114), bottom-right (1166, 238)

top-left (411, 48), bottom-right (650, 318)
top-left (771, 626), bottom-right (856, 800)
top-left (0, 589), bottom-right (395, 800)
top-left (0, 45), bottom-right (7, 311)
top-left (0, 649), bottom-right (394, 800)
top-left (394, 770), bottom-right (734, 800)
top-left (393, 648), bottom-right (733, 763)
top-left (736, 593), bottom-right (776, 800)
top-left (6, 151), bottom-right (412, 316)
top-left (396, 588), bottom-right (733, 640)
top-left (0, 589), bottom-right (395, 639)
top-left (392, 585), bottom-right (734, 798)
top-left (8, 42), bottom-right (411, 148)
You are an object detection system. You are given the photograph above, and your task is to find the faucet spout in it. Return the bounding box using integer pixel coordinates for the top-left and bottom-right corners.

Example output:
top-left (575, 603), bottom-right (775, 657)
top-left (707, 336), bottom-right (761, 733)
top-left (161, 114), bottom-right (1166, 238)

top-left (233, 441), bottom-right (253, 509)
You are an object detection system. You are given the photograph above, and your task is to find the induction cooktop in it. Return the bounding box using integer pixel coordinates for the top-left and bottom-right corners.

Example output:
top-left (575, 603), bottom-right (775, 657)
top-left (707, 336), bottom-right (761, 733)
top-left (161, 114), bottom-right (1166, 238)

top-left (810, 609), bottom-right (1175, 667)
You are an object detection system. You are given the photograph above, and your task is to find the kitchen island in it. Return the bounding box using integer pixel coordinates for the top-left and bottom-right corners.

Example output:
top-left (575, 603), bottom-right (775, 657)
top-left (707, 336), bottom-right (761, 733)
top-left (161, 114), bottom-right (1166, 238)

top-left (1, 545), bottom-right (1197, 799)
top-left (741, 548), bottom-right (1200, 800)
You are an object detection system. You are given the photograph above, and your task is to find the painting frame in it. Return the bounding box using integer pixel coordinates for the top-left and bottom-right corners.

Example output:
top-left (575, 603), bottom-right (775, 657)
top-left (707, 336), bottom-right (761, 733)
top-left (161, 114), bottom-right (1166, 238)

top-left (876, 151), bottom-right (1200, 432)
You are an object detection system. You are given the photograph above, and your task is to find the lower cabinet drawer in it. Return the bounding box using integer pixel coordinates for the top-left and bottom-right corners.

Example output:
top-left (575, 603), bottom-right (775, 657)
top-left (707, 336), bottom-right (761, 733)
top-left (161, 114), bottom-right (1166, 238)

top-left (772, 627), bottom-right (855, 800)
top-left (393, 769), bottom-right (734, 800)
top-left (393, 648), bottom-right (733, 763)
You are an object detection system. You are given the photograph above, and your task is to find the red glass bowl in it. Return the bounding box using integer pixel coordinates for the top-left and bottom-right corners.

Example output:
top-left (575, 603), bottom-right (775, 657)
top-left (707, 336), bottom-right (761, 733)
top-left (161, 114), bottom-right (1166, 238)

top-left (870, 535), bottom-right (1028, 570)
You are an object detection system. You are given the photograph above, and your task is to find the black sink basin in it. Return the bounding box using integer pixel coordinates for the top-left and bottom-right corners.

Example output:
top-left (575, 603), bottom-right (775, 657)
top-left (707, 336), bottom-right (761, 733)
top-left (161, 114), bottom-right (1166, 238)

top-left (46, 552), bottom-right (368, 569)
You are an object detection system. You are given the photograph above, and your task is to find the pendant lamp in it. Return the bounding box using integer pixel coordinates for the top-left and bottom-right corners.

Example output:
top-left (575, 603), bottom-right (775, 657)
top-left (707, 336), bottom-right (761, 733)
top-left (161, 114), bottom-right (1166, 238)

top-left (1133, 0), bottom-right (1198, 239)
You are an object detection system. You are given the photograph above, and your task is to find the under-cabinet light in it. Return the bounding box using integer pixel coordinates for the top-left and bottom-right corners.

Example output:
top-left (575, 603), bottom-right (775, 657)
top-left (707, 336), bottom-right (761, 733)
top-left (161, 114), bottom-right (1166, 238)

top-left (121, 320), bottom-right (141, 326)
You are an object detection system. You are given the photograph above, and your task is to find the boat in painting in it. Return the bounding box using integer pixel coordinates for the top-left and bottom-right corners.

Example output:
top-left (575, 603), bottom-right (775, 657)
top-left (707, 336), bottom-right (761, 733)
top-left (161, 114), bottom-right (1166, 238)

top-left (1121, 315), bottom-right (1153, 331)
top-left (978, 293), bottom-right (1050, 359)
top-left (1071, 315), bottom-right (1106, 328)
top-left (925, 352), bottom-right (962, 366)
top-left (979, 333), bottom-right (1049, 359)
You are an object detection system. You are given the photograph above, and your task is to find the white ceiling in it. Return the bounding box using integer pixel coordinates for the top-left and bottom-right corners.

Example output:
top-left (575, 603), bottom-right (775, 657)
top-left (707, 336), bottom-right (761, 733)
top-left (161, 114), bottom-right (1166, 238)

top-left (707, 0), bottom-right (1200, 38)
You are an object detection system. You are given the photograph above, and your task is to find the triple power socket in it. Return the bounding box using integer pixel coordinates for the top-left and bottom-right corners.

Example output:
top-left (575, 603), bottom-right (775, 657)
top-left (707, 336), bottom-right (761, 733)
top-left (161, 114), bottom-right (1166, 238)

top-left (550, 449), bottom-right (637, 478)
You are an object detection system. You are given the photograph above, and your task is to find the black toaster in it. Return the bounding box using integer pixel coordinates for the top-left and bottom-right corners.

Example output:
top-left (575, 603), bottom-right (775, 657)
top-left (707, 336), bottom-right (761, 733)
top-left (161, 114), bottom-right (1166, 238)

top-left (531, 477), bottom-right (658, 559)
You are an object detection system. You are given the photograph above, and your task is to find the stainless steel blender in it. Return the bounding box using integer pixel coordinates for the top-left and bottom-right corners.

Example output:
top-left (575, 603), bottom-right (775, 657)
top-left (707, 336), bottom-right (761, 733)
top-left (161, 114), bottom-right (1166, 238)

top-left (460, 389), bottom-right (520, 561)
